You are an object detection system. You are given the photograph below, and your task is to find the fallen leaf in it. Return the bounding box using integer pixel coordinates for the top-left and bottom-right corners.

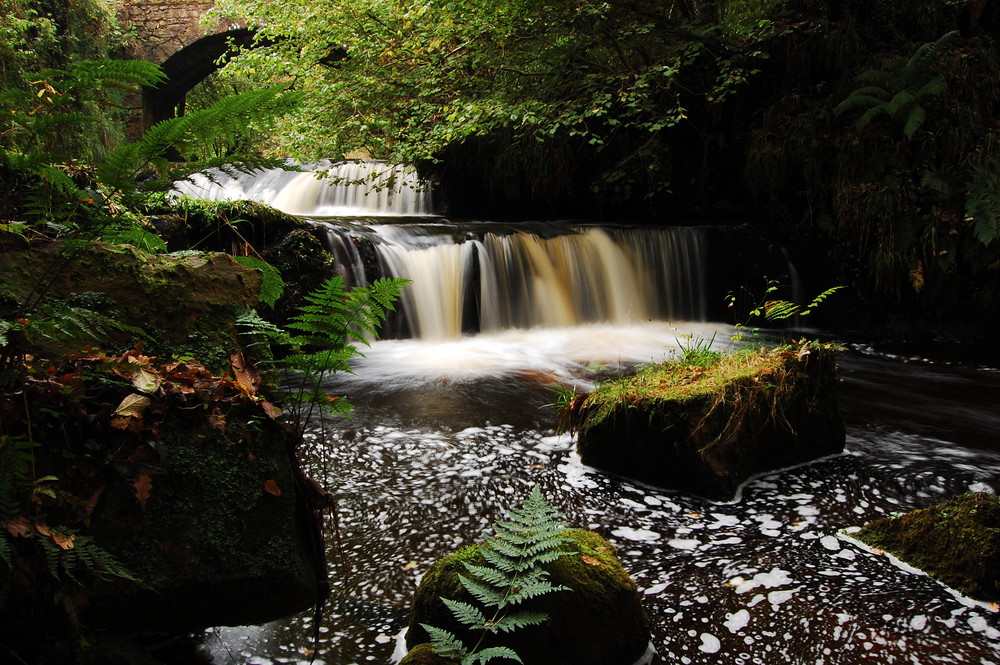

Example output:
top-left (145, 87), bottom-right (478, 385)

top-left (209, 407), bottom-right (227, 433)
top-left (113, 393), bottom-right (151, 419)
top-left (263, 479), bottom-right (282, 496)
top-left (4, 516), bottom-right (32, 538)
top-left (685, 513), bottom-right (702, 518)
top-left (134, 474), bottom-right (153, 510)
top-left (528, 464), bottom-right (546, 469)
top-left (581, 555), bottom-right (601, 567)
top-left (51, 531), bottom-right (75, 550)
top-left (35, 521), bottom-right (52, 537)
top-left (230, 350), bottom-right (262, 396)
top-left (130, 367), bottom-right (162, 394)
top-left (260, 400), bottom-right (282, 420)
top-left (403, 560), bottom-right (420, 571)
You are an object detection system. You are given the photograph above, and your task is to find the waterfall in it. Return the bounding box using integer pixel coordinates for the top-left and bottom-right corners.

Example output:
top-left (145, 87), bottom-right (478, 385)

top-left (319, 223), bottom-right (707, 340)
top-left (172, 160), bottom-right (433, 217)
top-left (174, 163), bottom-right (707, 340)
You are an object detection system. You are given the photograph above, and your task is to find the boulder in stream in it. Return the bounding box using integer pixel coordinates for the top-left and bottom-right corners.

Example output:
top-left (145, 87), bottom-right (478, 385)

top-left (563, 342), bottom-right (845, 500)
top-left (854, 491), bottom-right (1000, 602)
top-left (404, 528), bottom-right (650, 665)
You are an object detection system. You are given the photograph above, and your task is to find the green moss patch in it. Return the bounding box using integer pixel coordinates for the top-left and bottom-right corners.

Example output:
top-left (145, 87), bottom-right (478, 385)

top-left (565, 342), bottom-right (844, 499)
top-left (855, 492), bottom-right (1000, 602)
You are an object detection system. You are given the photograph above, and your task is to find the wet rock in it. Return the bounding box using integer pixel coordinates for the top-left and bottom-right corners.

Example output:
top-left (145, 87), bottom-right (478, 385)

top-left (406, 529), bottom-right (650, 665)
top-left (855, 491), bottom-right (1000, 602)
top-left (570, 343), bottom-right (845, 500)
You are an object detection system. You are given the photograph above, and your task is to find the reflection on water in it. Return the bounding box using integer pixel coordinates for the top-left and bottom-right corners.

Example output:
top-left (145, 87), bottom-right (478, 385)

top-left (201, 324), bottom-right (1000, 665)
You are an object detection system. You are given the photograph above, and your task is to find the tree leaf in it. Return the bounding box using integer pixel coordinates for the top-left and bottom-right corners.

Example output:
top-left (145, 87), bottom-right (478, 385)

top-left (263, 479), bottom-right (282, 496)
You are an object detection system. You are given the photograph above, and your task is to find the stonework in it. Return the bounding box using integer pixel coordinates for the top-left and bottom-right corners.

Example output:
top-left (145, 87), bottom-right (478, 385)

top-left (119, 1), bottom-right (223, 64)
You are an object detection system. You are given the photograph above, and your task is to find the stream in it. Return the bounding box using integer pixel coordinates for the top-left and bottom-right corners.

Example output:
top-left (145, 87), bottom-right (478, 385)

top-left (176, 164), bottom-right (1000, 665)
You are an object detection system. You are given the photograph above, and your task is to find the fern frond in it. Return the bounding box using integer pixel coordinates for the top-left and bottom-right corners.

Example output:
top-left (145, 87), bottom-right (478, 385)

top-left (461, 562), bottom-right (518, 588)
top-left (0, 533), bottom-right (12, 569)
top-left (421, 624), bottom-right (469, 660)
top-left (467, 646), bottom-right (522, 665)
top-left (459, 574), bottom-right (506, 608)
top-left (233, 256), bottom-right (285, 308)
top-left (489, 611), bottom-right (548, 633)
top-left (442, 597), bottom-right (489, 629)
top-left (503, 580), bottom-right (570, 608)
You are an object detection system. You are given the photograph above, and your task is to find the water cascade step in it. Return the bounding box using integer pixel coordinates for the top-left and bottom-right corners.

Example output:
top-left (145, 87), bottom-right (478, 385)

top-left (175, 161), bottom-right (706, 340)
top-left (315, 223), bottom-right (707, 340)
top-left (172, 161), bottom-right (433, 217)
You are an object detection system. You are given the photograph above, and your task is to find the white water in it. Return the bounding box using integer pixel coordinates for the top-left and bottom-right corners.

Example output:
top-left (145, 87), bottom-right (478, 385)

top-left (172, 161), bottom-right (433, 217)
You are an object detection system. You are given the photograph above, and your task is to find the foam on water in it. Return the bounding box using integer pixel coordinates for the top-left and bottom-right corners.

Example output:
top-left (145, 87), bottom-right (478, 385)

top-left (197, 335), bottom-right (1000, 665)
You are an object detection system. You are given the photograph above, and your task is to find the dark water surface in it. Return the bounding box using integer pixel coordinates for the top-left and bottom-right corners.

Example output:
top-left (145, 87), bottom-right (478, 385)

top-left (201, 327), bottom-right (1000, 665)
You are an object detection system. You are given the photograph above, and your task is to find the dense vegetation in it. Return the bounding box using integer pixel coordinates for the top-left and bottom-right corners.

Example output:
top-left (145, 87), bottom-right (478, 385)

top-left (203, 0), bottom-right (1000, 328)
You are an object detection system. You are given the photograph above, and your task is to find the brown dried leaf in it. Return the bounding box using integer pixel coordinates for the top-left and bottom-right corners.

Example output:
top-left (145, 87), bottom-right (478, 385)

top-left (4, 516), bottom-right (33, 538)
top-left (263, 479), bottom-right (282, 496)
top-left (130, 367), bottom-right (162, 394)
top-left (51, 531), bottom-right (75, 550)
top-left (230, 350), bottom-right (262, 397)
top-left (134, 474), bottom-right (153, 510)
top-left (209, 407), bottom-right (227, 433)
top-left (581, 555), bottom-right (601, 567)
top-left (261, 400), bottom-right (282, 420)
top-left (113, 393), bottom-right (151, 419)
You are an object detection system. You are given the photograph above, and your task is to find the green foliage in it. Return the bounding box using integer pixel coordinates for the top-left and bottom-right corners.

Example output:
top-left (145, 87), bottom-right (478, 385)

top-left (234, 255), bottom-right (285, 308)
top-left (209, 0), bottom-right (781, 201)
top-left (674, 332), bottom-right (722, 367)
top-left (423, 486), bottom-right (574, 665)
top-left (726, 281), bottom-right (845, 343)
top-left (835, 32), bottom-right (956, 139)
top-left (236, 275), bottom-right (408, 432)
top-left (1, 59), bottom-right (300, 239)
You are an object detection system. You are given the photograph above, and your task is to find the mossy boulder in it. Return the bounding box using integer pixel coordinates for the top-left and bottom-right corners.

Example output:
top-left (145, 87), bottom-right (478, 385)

top-left (854, 492), bottom-right (1000, 601)
top-left (567, 343), bottom-right (844, 500)
top-left (0, 232), bottom-right (260, 373)
top-left (82, 404), bottom-right (324, 630)
top-left (406, 529), bottom-right (650, 665)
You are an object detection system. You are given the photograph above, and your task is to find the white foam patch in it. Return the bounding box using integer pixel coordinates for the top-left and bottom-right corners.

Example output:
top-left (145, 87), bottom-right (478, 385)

top-left (698, 633), bottom-right (721, 653)
top-left (724, 609), bottom-right (751, 633)
top-left (667, 538), bottom-right (701, 550)
top-left (612, 527), bottom-right (662, 543)
top-left (732, 568), bottom-right (794, 595)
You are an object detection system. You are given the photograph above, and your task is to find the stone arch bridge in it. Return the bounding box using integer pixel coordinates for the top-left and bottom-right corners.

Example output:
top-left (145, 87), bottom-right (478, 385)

top-left (117, 0), bottom-right (255, 134)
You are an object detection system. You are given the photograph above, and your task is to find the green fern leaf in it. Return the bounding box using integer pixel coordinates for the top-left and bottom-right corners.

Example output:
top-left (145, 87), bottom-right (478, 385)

top-left (467, 646), bottom-right (523, 665)
top-left (442, 597), bottom-right (489, 629)
top-left (458, 574), bottom-right (506, 608)
top-left (233, 256), bottom-right (285, 308)
top-left (489, 611), bottom-right (549, 633)
top-left (421, 624), bottom-right (468, 660)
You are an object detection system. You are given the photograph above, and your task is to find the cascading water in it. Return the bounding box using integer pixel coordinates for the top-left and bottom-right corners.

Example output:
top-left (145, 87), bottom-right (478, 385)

top-left (172, 160), bottom-right (433, 217)
top-left (173, 165), bottom-right (1000, 665)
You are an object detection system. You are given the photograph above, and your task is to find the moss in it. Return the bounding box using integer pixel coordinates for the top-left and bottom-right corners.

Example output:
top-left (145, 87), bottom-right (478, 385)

top-left (568, 342), bottom-right (845, 499)
top-left (407, 529), bottom-right (649, 665)
top-left (855, 492), bottom-right (1000, 601)
top-left (399, 643), bottom-right (458, 665)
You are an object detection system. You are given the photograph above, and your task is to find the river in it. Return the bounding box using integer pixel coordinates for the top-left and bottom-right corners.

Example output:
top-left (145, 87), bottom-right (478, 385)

top-left (175, 164), bottom-right (1000, 665)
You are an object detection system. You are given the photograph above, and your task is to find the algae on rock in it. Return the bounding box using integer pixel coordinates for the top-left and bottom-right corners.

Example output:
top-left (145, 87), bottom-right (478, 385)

top-left (562, 342), bottom-right (845, 500)
top-left (854, 492), bottom-right (1000, 602)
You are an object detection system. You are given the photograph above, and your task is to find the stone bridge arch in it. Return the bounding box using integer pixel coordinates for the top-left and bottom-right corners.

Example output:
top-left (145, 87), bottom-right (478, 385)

top-left (118, 1), bottom-right (255, 133)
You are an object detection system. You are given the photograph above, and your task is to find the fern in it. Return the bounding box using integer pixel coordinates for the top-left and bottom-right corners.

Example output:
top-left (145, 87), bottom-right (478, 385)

top-left (835, 31), bottom-right (956, 139)
top-left (424, 486), bottom-right (574, 665)
top-left (233, 256), bottom-right (285, 308)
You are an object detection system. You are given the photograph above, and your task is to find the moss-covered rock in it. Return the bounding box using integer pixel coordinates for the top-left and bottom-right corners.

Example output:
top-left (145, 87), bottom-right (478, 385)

top-left (406, 529), bottom-right (649, 665)
top-left (82, 405), bottom-right (324, 630)
top-left (854, 492), bottom-right (1000, 601)
top-left (0, 232), bottom-right (260, 373)
top-left (567, 342), bottom-right (844, 500)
